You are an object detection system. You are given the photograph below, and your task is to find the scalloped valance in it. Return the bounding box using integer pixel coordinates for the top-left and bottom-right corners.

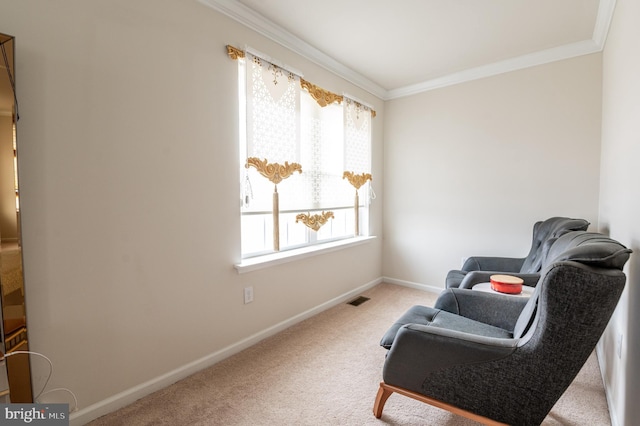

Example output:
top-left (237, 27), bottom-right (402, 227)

top-left (226, 45), bottom-right (375, 117)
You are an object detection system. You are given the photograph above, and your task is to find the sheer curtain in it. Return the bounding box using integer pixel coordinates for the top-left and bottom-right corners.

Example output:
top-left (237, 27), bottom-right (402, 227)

top-left (242, 52), bottom-right (301, 213)
top-left (237, 48), bottom-right (373, 256)
top-left (344, 97), bottom-right (373, 201)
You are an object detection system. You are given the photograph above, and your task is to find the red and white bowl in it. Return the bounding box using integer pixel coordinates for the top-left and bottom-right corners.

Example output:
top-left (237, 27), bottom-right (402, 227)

top-left (490, 274), bottom-right (524, 294)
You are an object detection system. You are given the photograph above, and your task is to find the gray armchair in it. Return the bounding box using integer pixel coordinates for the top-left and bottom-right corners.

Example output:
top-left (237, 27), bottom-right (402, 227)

top-left (446, 216), bottom-right (589, 289)
top-left (376, 231), bottom-right (631, 425)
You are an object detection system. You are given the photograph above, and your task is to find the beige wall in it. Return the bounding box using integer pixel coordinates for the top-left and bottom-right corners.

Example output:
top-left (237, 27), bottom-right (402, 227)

top-left (382, 54), bottom-right (603, 289)
top-left (2, 0), bottom-right (636, 425)
top-left (599, 0), bottom-right (640, 424)
top-left (0, 1), bottom-right (383, 422)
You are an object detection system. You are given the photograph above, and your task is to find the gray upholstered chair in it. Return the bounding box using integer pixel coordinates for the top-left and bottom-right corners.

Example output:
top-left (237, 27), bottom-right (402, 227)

top-left (375, 231), bottom-right (631, 425)
top-left (446, 216), bottom-right (589, 289)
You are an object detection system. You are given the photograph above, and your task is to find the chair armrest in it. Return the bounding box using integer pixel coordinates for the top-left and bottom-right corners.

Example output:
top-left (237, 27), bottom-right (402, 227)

top-left (458, 271), bottom-right (541, 289)
top-left (383, 324), bottom-right (517, 393)
top-left (434, 288), bottom-right (529, 331)
top-left (461, 256), bottom-right (525, 272)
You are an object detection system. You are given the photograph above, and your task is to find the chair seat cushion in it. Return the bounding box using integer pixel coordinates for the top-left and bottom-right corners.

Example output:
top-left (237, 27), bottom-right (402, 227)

top-left (380, 305), bottom-right (512, 349)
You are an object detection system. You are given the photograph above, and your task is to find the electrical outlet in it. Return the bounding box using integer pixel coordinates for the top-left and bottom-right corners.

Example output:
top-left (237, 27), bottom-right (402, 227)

top-left (244, 286), bottom-right (254, 304)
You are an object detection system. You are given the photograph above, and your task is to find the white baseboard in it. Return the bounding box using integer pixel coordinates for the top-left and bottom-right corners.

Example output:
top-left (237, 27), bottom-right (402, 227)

top-left (69, 277), bottom-right (383, 425)
top-left (596, 341), bottom-right (619, 426)
top-left (382, 276), bottom-right (443, 295)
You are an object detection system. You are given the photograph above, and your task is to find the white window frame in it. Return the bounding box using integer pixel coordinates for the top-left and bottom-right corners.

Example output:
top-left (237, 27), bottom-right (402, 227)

top-left (234, 49), bottom-right (374, 264)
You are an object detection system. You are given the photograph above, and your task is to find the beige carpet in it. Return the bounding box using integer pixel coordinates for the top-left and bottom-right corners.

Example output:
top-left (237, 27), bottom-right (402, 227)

top-left (89, 283), bottom-right (611, 425)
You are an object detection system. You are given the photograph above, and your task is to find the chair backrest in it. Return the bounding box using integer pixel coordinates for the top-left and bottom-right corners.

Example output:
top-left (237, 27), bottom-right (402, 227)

top-left (506, 259), bottom-right (627, 424)
top-left (543, 231), bottom-right (632, 270)
top-left (513, 230), bottom-right (631, 339)
top-left (518, 217), bottom-right (590, 273)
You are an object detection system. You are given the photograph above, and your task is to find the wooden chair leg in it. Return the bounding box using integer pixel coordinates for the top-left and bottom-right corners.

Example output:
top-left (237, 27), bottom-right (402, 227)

top-left (373, 382), bottom-right (394, 418)
top-left (374, 382), bottom-right (508, 426)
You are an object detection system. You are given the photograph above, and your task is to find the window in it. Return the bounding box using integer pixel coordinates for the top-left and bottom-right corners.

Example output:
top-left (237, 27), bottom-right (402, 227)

top-left (231, 46), bottom-right (374, 259)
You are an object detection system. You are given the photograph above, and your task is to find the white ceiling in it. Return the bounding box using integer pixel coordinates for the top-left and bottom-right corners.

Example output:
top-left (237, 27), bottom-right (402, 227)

top-left (201, 0), bottom-right (615, 100)
top-left (0, 2), bottom-right (617, 110)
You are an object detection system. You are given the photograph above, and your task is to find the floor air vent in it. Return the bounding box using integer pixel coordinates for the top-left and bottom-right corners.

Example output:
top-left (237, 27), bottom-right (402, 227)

top-left (348, 296), bottom-right (370, 306)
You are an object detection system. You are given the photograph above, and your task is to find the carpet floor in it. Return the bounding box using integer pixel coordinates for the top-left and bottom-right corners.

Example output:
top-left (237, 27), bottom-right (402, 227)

top-left (89, 283), bottom-right (611, 425)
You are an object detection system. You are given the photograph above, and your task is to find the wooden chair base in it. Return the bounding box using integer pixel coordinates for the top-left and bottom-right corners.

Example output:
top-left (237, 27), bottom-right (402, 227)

top-left (373, 382), bottom-right (508, 426)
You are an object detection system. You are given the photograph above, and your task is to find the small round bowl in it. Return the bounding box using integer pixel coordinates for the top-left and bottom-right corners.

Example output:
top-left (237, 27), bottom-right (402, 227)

top-left (490, 274), bottom-right (524, 294)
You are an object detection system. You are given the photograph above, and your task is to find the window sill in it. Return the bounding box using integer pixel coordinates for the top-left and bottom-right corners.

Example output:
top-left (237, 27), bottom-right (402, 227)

top-left (234, 236), bottom-right (376, 274)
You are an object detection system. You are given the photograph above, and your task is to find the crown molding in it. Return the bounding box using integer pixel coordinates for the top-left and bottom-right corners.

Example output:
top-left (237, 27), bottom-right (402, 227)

top-left (386, 40), bottom-right (601, 99)
top-left (199, 0), bottom-right (616, 101)
top-left (198, 0), bottom-right (387, 99)
top-left (593, 0), bottom-right (617, 48)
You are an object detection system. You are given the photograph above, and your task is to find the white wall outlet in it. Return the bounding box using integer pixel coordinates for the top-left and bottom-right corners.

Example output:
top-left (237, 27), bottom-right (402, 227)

top-left (244, 286), bottom-right (254, 304)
